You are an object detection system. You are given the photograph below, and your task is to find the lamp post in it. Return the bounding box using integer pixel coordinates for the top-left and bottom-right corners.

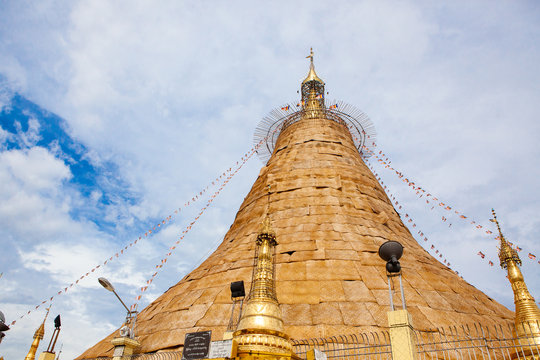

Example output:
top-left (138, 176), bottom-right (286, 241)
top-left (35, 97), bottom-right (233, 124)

top-left (98, 277), bottom-right (140, 360)
top-left (98, 278), bottom-right (131, 313)
top-left (98, 277), bottom-right (137, 338)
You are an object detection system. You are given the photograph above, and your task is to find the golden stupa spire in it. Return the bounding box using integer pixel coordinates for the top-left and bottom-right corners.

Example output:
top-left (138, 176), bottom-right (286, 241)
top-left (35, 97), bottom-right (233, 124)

top-left (301, 48), bottom-right (325, 115)
top-left (492, 209), bottom-right (540, 344)
top-left (24, 307), bottom-right (50, 360)
top-left (233, 189), bottom-right (296, 359)
top-left (260, 185), bottom-right (275, 237)
top-left (302, 47), bottom-right (324, 86)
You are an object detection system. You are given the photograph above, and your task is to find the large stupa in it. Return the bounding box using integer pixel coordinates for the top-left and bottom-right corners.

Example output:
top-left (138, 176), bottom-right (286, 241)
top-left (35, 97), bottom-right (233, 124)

top-left (79, 52), bottom-right (514, 358)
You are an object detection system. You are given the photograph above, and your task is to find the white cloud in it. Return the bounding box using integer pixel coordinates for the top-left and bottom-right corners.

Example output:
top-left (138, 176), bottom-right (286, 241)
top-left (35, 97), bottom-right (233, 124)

top-left (0, 147), bottom-right (74, 238)
top-left (0, 126), bottom-right (9, 147)
top-left (0, 146), bottom-right (67, 190)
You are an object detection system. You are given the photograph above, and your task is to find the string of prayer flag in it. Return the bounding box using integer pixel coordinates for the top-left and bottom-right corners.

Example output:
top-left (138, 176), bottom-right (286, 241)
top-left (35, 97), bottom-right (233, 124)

top-left (360, 142), bottom-right (536, 262)
top-left (9, 130), bottom-right (279, 327)
top-left (366, 161), bottom-right (461, 276)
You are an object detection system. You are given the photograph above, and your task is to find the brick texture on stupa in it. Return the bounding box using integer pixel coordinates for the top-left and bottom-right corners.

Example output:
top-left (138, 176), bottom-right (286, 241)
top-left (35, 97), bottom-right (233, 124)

top-left (79, 114), bottom-right (513, 358)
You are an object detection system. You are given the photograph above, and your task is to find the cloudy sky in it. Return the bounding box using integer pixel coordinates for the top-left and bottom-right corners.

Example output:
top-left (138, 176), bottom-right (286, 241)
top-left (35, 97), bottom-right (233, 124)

top-left (1, 1), bottom-right (539, 359)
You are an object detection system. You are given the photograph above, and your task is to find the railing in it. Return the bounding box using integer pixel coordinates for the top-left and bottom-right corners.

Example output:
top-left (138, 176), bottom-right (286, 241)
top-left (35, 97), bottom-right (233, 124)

top-left (253, 102), bottom-right (375, 163)
top-left (412, 322), bottom-right (540, 360)
top-left (128, 353), bottom-right (182, 360)
top-left (292, 321), bottom-right (540, 360)
top-left (292, 332), bottom-right (392, 359)
top-left (83, 322), bottom-right (540, 360)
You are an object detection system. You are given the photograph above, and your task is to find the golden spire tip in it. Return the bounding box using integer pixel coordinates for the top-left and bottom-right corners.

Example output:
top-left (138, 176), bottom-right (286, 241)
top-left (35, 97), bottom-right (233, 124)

top-left (302, 47), bottom-right (324, 86)
top-left (260, 184), bottom-right (275, 235)
top-left (306, 47), bottom-right (314, 63)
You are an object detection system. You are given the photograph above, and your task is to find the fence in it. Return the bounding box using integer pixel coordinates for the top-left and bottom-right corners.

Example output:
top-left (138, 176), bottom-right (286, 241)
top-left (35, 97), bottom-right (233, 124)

top-left (292, 332), bottom-right (392, 359)
top-left (85, 321), bottom-right (540, 360)
top-left (291, 321), bottom-right (540, 360)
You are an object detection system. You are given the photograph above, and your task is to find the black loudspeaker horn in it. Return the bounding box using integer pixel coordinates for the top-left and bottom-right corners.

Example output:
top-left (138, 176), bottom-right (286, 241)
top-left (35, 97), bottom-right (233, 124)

top-left (378, 241), bottom-right (404, 273)
top-left (54, 315), bottom-right (61, 328)
top-left (230, 281), bottom-right (245, 298)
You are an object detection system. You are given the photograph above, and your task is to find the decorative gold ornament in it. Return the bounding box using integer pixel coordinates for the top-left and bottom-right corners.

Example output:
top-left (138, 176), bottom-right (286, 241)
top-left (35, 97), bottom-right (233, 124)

top-left (492, 209), bottom-right (540, 351)
top-left (301, 48), bottom-right (325, 118)
top-left (234, 215), bottom-right (298, 360)
top-left (302, 48), bottom-right (324, 86)
top-left (25, 308), bottom-right (50, 360)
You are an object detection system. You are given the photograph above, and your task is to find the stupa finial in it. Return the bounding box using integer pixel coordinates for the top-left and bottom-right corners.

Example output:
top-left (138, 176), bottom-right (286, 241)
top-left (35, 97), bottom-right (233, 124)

top-left (260, 214), bottom-right (275, 237)
top-left (261, 184), bottom-right (275, 236)
top-left (24, 307), bottom-right (51, 360)
top-left (492, 209), bottom-right (540, 345)
top-left (300, 48), bottom-right (325, 112)
top-left (302, 47), bottom-right (324, 86)
top-left (492, 209), bottom-right (521, 268)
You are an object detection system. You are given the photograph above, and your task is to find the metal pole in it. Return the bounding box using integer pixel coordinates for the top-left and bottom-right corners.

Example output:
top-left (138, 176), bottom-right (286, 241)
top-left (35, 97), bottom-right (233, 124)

top-left (399, 274), bottom-right (407, 310)
top-left (50, 328), bottom-right (60, 352)
top-left (112, 290), bottom-right (131, 313)
top-left (237, 298), bottom-right (244, 328)
top-left (227, 300), bottom-right (236, 331)
top-left (387, 276), bottom-right (394, 311)
top-left (129, 311), bottom-right (138, 338)
top-left (47, 328), bottom-right (57, 352)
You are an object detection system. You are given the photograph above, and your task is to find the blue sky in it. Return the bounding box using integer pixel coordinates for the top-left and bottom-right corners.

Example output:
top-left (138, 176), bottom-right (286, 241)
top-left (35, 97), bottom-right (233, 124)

top-left (1, 1), bottom-right (540, 359)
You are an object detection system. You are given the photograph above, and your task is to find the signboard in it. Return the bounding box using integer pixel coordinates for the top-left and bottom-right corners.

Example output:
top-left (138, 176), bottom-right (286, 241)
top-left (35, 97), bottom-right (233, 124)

top-left (307, 348), bottom-right (327, 360)
top-left (113, 346), bottom-right (125, 357)
top-left (314, 348), bottom-right (327, 360)
top-left (182, 331), bottom-right (212, 360)
top-left (208, 339), bottom-right (234, 359)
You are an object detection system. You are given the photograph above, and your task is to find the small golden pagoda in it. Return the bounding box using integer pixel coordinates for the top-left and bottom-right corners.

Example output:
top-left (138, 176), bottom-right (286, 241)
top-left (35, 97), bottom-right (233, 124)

top-left (493, 209), bottom-right (540, 347)
top-left (233, 215), bottom-right (299, 360)
top-left (24, 309), bottom-right (49, 360)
